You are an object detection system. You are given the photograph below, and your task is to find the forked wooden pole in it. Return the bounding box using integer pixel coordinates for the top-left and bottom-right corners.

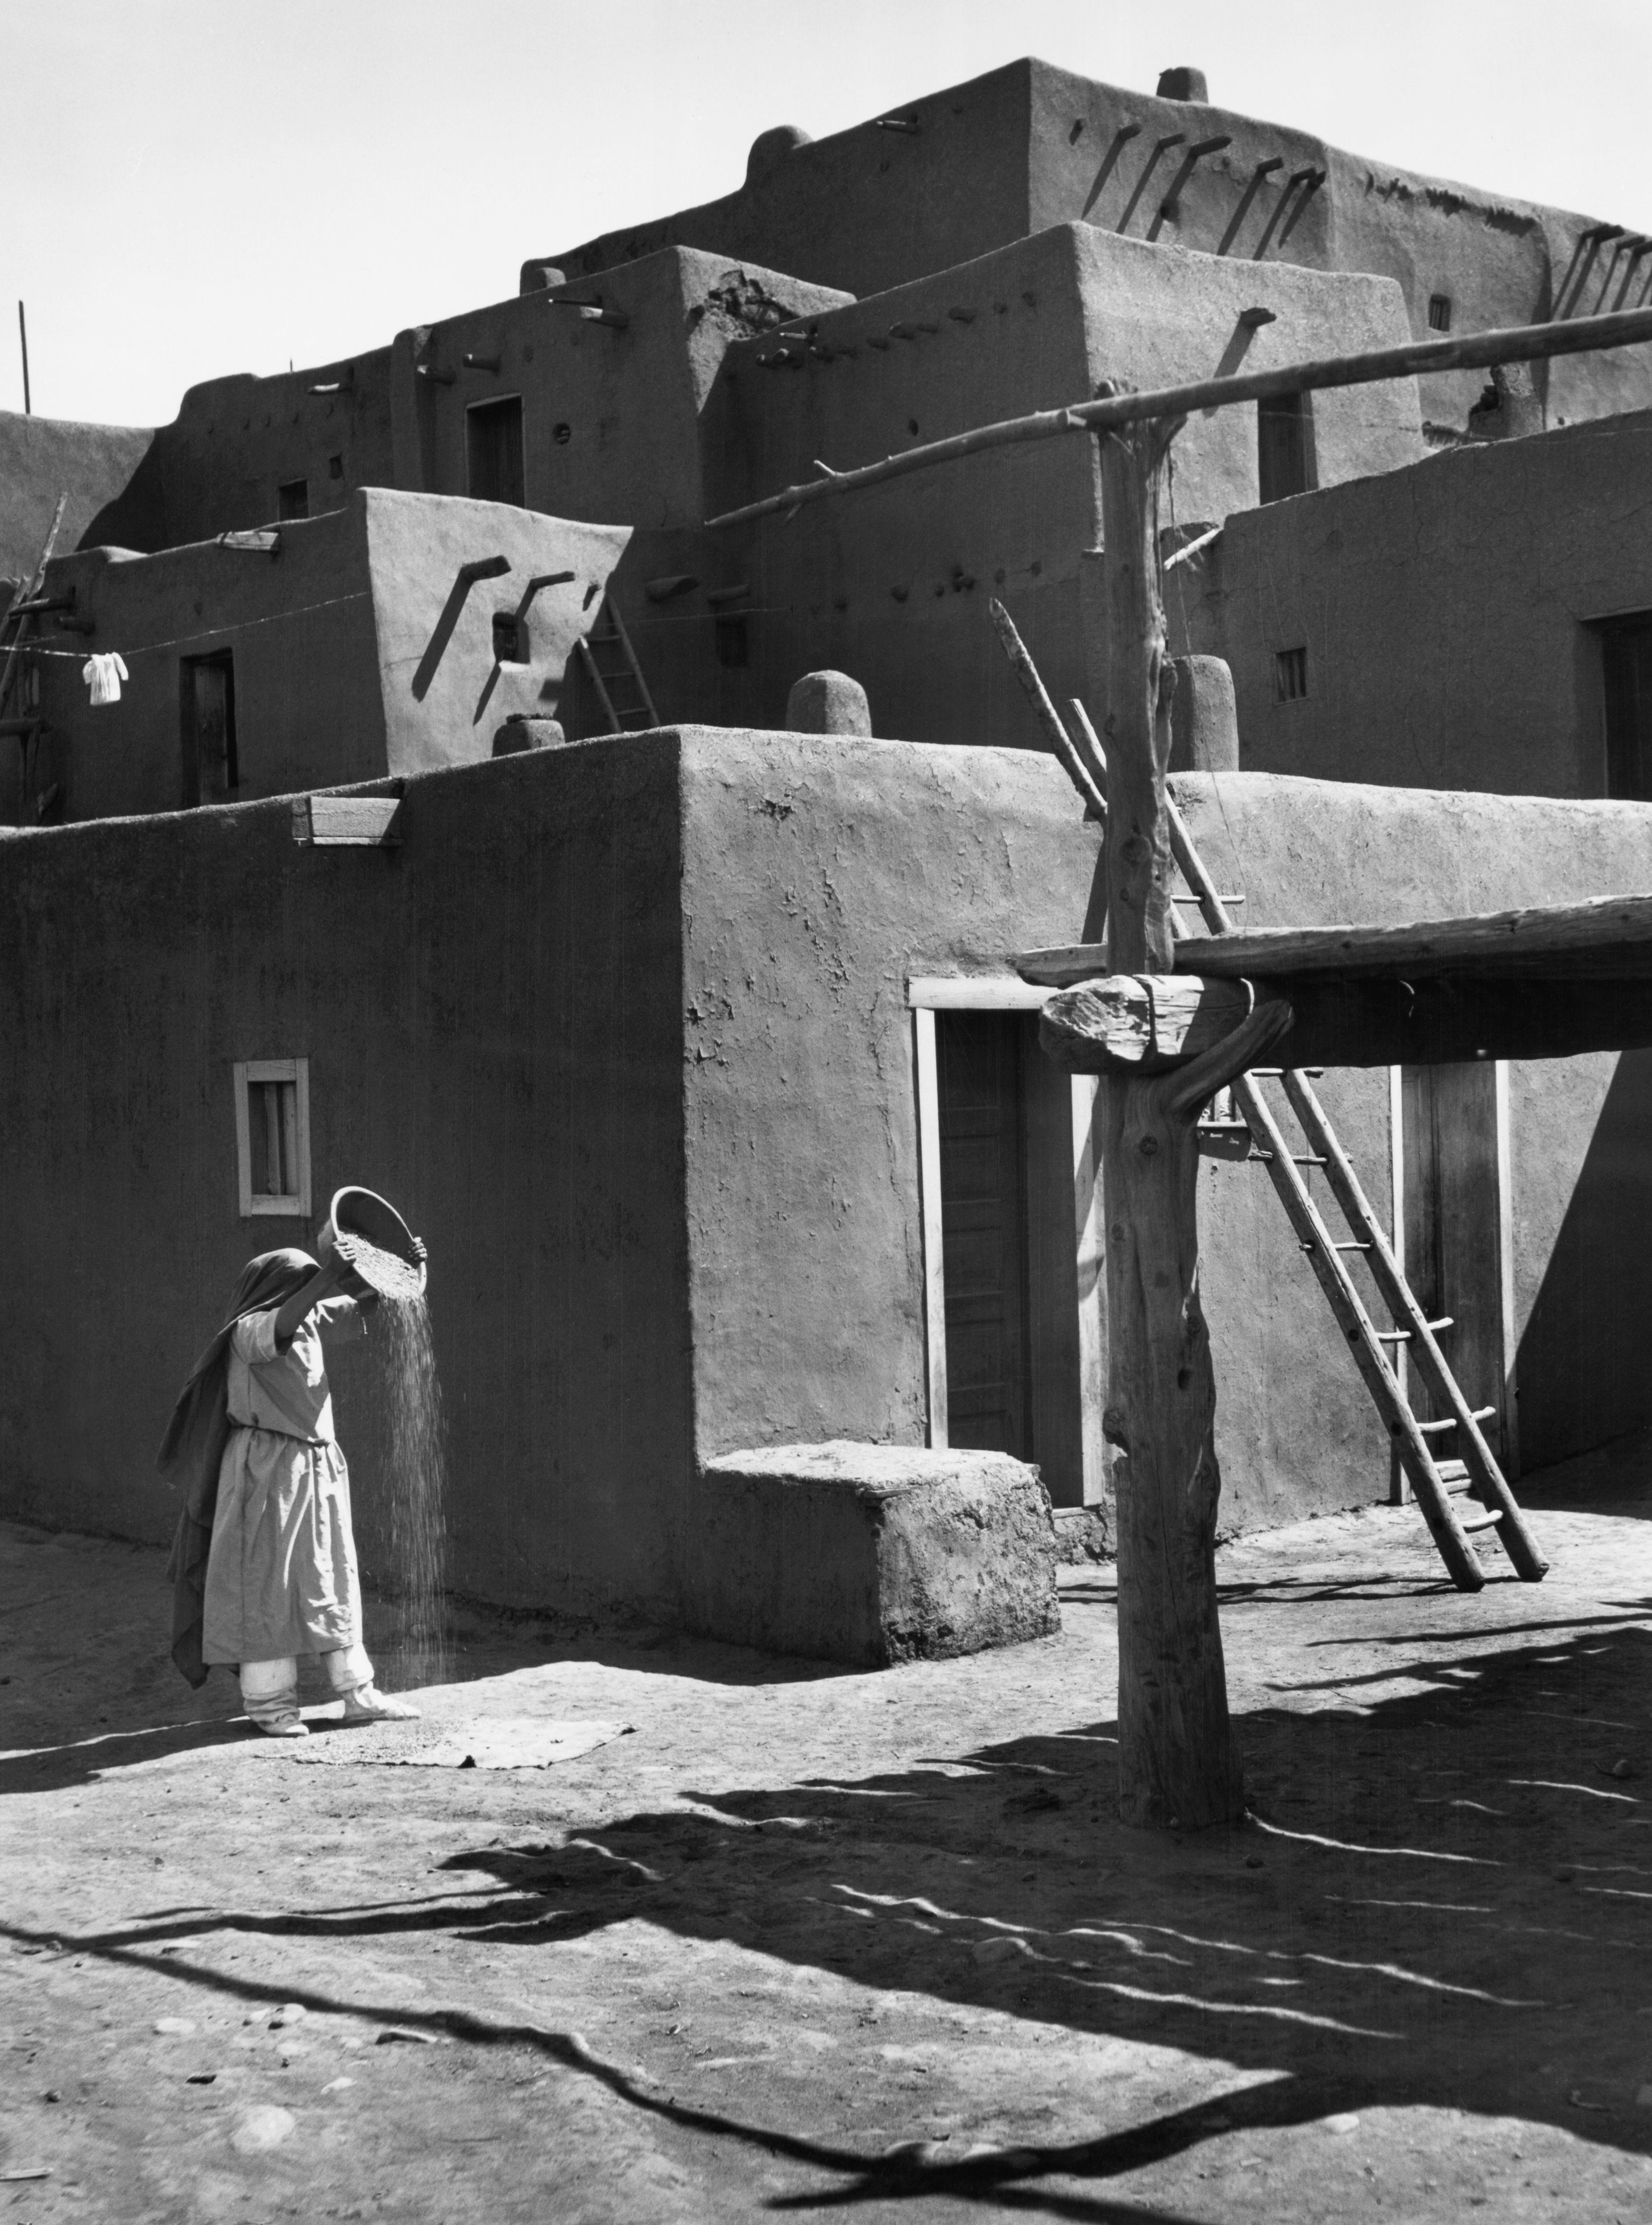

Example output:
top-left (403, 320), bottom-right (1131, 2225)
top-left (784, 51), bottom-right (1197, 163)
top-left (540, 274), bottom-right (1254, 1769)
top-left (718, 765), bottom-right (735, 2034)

top-left (1095, 400), bottom-right (1286, 1829)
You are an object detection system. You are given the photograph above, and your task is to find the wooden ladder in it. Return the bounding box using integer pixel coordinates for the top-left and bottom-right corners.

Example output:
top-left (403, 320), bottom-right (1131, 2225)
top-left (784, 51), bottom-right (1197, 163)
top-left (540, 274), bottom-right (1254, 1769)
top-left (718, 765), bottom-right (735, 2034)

top-left (0, 494), bottom-right (69, 821)
top-left (576, 596), bottom-right (659, 733)
top-left (1230, 1066), bottom-right (1545, 1591)
top-left (1064, 696), bottom-right (1547, 1594)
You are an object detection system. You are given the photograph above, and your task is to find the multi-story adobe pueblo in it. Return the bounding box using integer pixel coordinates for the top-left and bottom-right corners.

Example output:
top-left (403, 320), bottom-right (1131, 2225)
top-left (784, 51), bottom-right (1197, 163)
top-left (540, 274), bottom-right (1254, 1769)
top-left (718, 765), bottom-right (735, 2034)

top-left (4, 58), bottom-right (1652, 1661)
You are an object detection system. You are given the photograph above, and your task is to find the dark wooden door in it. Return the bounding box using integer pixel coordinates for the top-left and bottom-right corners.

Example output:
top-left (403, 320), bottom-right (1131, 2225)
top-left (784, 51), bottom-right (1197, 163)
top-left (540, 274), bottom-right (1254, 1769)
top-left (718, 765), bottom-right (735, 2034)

top-left (180, 653), bottom-right (237, 806)
top-left (466, 396), bottom-right (525, 507)
top-left (1601, 614), bottom-right (1652, 799)
top-left (937, 1012), bottom-right (1031, 1457)
top-left (1401, 1060), bottom-right (1509, 1466)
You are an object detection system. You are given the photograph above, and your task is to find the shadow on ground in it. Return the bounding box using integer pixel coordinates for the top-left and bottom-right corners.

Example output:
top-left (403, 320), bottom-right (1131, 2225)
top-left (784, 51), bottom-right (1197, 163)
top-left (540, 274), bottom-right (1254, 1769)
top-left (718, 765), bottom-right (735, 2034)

top-left (8, 1603), bottom-right (1650, 2208)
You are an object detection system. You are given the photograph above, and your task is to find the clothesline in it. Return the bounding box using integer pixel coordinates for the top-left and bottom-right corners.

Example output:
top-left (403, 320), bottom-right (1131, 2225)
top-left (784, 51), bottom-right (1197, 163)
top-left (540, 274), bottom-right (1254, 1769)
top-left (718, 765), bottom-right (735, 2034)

top-left (21, 587), bottom-right (375, 662)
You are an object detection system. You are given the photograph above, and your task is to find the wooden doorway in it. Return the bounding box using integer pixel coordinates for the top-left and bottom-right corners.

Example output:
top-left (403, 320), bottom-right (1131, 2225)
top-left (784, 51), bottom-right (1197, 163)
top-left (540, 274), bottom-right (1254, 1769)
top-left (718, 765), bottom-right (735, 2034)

top-left (920, 1006), bottom-right (1102, 1505)
top-left (466, 395), bottom-right (525, 508)
top-left (1395, 1060), bottom-right (1516, 1484)
top-left (1600, 611), bottom-right (1652, 800)
top-left (180, 652), bottom-right (238, 807)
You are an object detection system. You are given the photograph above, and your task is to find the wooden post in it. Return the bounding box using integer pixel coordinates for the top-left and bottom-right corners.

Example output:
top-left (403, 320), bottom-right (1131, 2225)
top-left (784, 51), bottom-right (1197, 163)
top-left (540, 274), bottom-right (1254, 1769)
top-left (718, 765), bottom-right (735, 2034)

top-left (1097, 403), bottom-right (1284, 1829)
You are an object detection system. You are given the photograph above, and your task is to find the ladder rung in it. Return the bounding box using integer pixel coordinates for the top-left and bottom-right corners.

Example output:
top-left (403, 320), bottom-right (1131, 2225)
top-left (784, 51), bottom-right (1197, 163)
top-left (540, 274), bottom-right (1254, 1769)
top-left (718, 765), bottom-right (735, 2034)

top-left (1376, 1316), bottom-right (1454, 1342)
top-left (1297, 1237), bottom-right (1371, 1253)
top-left (1460, 1511), bottom-right (1505, 1533)
top-left (1415, 1406), bottom-right (1496, 1433)
top-left (1249, 1068), bottom-right (1325, 1079)
top-left (1270, 1154), bottom-right (1328, 1169)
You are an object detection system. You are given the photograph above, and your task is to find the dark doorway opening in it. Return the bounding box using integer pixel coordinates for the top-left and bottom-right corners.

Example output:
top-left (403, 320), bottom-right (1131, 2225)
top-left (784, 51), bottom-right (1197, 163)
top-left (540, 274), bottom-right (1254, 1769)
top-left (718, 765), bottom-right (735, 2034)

top-left (938, 1012), bottom-right (1031, 1458)
top-left (1599, 611), bottom-right (1652, 799)
top-left (1398, 1060), bottom-right (1512, 1480)
top-left (276, 478), bottom-right (308, 520)
top-left (1257, 391), bottom-right (1317, 503)
top-left (934, 1010), bottom-right (1091, 1499)
top-left (467, 396), bottom-right (525, 507)
top-left (180, 652), bottom-right (238, 807)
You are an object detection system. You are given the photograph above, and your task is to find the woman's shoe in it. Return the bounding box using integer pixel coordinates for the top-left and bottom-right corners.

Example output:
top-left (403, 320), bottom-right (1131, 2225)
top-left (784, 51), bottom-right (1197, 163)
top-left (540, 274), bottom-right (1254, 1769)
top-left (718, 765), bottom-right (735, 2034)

top-left (341, 1685), bottom-right (420, 1723)
top-left (251, 1712), bottom-right (309, 1738)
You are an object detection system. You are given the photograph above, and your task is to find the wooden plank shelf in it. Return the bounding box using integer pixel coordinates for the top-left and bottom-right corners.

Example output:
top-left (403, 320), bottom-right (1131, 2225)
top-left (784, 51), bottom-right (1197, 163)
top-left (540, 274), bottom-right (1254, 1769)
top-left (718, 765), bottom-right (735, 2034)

top-left (291, 794), bottom-right (403, 847)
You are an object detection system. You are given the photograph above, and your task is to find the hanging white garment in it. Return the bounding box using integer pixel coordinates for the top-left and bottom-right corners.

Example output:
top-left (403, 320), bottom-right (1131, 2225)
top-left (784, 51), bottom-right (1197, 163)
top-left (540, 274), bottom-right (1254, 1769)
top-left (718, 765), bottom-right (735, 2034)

top-left (82, 652), bottom-right (128, 705)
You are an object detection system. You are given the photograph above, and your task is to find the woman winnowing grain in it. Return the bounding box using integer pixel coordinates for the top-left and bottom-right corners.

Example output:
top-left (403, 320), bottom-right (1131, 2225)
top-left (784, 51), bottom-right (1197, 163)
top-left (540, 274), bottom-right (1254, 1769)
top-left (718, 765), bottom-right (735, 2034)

top-left (159, 1225), bottom-right (423, 1737)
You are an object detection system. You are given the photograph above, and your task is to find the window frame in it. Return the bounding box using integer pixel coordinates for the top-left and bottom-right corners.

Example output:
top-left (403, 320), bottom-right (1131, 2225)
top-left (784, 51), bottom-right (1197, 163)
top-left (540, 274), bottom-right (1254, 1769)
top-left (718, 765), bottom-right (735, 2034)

top-left (1274, 644), bottom-right (1310, 702)
top-left (233, 1056), bottom-right (313, 1219)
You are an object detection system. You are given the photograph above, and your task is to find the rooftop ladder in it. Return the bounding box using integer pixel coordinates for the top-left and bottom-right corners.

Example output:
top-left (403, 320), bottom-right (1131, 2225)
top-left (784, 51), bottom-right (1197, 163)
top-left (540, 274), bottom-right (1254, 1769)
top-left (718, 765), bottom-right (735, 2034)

top-left (576, 596), bottom-right (659, 734)
top-left (1063, 684), bottom-right (1548, 1594)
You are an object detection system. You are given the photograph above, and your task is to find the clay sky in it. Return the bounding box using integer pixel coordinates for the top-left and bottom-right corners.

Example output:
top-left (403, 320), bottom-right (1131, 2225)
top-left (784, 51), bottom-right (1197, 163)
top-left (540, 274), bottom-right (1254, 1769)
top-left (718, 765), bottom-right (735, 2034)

top-left (6, 0), bottom-right (1650, 428)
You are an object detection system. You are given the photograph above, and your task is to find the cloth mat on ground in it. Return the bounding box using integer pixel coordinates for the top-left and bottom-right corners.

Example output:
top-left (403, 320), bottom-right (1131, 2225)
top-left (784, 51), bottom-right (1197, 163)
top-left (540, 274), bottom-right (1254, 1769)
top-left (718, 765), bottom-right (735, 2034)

top-left (286, 1716), bottom-right (633, 1768)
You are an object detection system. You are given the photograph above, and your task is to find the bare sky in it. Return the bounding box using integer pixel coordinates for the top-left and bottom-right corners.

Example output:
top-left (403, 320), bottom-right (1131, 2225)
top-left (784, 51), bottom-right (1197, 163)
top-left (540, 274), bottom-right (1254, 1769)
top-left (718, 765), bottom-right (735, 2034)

top-left (7, 0), bottom-right (1652, 428)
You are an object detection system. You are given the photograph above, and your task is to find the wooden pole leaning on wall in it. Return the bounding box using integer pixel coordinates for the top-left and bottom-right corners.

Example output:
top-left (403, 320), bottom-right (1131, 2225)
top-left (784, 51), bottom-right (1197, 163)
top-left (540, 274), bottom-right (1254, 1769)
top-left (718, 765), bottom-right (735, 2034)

top-left (1095, 396), bottom-right (1291, 1831)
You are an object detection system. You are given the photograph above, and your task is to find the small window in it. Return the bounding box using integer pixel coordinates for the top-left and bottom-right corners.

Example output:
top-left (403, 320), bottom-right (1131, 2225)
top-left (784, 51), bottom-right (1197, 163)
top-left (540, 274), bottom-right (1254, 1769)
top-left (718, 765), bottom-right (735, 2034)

top-left (1257, 391), bottom-right (1317, 503)
top-left (1427, 293), bottom-right (1453, 332)
top-left (1274, 645), bottom-right (1309, 702)
top-left (233, 1058), bottom-right (312, 1218)
top-left (714, 614), bottom-right (749, 668)
top-left (492, 610), bottom-right (526, 663)
top-left (466, 395), bottom-right (526, 506)
top-left (327, 452), bottom-right (345, 480)
top-left (277, 478), bottom-right (308, 520)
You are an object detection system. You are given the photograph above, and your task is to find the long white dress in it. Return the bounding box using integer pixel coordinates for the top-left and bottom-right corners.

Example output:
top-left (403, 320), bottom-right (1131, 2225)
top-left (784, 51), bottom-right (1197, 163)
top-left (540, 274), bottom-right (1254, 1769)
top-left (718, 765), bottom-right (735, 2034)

top-left (201, 1298), bottom-right (367, 1665)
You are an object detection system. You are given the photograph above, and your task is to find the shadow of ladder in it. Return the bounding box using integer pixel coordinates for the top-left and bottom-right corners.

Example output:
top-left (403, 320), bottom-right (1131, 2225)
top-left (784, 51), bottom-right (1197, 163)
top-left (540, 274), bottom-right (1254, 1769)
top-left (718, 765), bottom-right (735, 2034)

top-left (1061, 695), bottom-right (1549, 1597)
top-left (577, 598), bottom-right (659, 733)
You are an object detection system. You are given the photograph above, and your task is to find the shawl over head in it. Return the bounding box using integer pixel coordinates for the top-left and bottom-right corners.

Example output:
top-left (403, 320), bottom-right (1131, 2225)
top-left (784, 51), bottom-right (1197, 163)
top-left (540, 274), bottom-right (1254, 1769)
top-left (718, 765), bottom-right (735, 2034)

top-left (159, 1249), bottom-right (317, 1687)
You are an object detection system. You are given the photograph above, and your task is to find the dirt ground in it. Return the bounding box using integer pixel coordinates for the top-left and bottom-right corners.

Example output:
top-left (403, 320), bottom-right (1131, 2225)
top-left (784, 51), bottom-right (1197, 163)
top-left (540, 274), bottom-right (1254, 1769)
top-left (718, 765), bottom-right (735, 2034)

top-left (4, 1437), bottom-right (1652, 2225)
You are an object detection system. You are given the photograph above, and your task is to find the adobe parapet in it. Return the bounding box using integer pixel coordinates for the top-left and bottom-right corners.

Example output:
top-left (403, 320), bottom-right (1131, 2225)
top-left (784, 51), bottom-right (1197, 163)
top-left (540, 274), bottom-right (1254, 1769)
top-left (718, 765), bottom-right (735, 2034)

top-left (530, 55), bottom-right (1651, 436)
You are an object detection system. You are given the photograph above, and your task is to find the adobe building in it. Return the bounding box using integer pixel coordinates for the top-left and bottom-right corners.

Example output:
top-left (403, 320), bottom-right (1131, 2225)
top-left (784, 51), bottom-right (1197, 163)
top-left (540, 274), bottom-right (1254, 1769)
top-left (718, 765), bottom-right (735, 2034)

top-left (13, 491), bottom-right (627, 823)
top-left (1173, 407), bottom-right (1652, 802)
top-left (7, 227), bottom-right (1427, 801)
top-left (536, 56), bottom-right (1652, 438)
top-left (676, 222), bottom-right (1422, 747)
top-left (1, 735), bottom-right (1649, 1643)
top-left (5, 52), bottom-right (1652, 1658)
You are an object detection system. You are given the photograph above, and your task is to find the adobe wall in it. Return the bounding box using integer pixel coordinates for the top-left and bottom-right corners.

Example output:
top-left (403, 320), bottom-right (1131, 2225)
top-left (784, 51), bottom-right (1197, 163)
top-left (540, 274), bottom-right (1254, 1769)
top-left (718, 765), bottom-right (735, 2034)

top-left (537, 55), bottom-right (1652, 437)
top-left (0, 741), bottom-right (692, 1623)
top-left (79, 349), bottom-right (396, 555)
top-left (29, 491), bottom-right (630, 819)
top-left (362, 492), bottom-right (630, 777)
top-left (390, 251), bottom-right (850, 531)
top-left (0, 411), bottom-right (155, 590)
top-left (668, 225), bottom-right (1420, 744)
top-left (34, 505), bottom-right (386, 821)
top-left (1176, 412), bottom-right (1652, 798)
top-left (1173, 773), bottom-right (1652, 1482)
top-left (676, 731), bottom-right (1104, 1472)
top-left (1, 742), bottom-right (1645, 1630)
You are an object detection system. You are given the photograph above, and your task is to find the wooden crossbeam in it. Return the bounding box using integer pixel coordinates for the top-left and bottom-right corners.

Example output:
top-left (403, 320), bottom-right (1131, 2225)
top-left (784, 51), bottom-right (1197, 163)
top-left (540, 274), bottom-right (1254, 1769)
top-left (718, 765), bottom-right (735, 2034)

top-left (705, 305), bottom-right (1652, 529)
top-left (1156, 892), bottom-right (1652, 981)
top-left (1036, 969), bottom-right (1652, 1071)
